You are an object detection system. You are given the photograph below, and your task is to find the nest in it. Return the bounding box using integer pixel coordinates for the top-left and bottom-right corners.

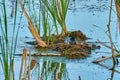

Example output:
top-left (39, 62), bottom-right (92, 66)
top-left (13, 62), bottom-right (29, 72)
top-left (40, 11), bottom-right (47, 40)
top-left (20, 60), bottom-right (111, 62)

top-left (29, 30), bottom-right (94, 58)
top-left (52, 30), bottom-right (92, 58)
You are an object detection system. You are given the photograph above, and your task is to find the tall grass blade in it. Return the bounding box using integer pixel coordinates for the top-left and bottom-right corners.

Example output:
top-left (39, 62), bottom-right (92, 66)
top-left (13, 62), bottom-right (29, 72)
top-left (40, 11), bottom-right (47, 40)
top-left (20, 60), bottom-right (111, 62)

top-left (41, 0), bottom-right (59, 35)
top-left (0, 1), bottom-right (9, 79)
top-left (41, 0), bottom-right (70, 35)
top-left (0, 0), bottom-right (19, 79)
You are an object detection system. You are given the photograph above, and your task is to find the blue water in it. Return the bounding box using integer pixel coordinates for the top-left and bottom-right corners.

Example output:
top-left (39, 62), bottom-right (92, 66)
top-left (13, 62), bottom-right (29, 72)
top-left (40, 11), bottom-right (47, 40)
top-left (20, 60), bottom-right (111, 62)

top-left (0, 0), bottom-right (120, 80)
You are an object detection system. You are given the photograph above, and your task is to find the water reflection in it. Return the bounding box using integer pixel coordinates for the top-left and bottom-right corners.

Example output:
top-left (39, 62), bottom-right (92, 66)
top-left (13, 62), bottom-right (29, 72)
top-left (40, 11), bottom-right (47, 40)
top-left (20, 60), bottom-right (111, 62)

top-left (95, 59), bottom-right (120, 80)
top-left (31, 59), bottom-right (70, 80)
top-left (107, 64), bottom-right (116, 80)
top-left (109, 64), bottom-right (115, 80)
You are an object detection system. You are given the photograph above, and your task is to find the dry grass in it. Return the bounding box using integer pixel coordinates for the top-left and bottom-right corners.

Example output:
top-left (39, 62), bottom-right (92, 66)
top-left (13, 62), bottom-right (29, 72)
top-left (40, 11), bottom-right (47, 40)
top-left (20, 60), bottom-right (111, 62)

top-left (115, 0), bottom-right (120, 32)
top-left (19, 48), bottom-right (27, 80)
top-left (18, 0), bottom-right (47, 47)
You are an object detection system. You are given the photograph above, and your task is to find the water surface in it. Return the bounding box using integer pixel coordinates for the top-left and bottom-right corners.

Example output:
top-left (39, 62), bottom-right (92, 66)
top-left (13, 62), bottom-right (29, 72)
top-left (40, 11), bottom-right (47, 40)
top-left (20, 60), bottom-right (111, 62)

top-left (0, 0), bottom-right (120, 80)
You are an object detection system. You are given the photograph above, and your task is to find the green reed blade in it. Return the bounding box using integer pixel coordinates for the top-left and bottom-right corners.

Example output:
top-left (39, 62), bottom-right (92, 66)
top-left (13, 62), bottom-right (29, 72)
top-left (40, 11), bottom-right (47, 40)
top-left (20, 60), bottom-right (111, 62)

top-left (0, 17), bottom-right (5, 38)
top-left (2, 0), bottom-right (8, 43)
top-left (0, 0), bottom-right (19, 79)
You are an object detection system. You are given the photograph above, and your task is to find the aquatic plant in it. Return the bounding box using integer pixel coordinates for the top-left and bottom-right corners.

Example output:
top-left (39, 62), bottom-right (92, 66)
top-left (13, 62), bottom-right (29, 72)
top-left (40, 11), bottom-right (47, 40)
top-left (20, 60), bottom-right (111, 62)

top-left (40, 0), bottom-right (54, 44)
top-left (0, 0), bottom-right (19, 79)
top-left (41, 0), bottom-right (70, 36)
top-left (18, 0), bottom-right (70, 45)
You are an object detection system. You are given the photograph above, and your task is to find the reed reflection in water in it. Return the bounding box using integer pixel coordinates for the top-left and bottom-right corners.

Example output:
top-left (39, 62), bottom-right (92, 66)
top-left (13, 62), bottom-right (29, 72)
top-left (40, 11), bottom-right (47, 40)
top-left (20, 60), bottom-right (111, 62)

top-left (30, 59), bottom-right (70, 80)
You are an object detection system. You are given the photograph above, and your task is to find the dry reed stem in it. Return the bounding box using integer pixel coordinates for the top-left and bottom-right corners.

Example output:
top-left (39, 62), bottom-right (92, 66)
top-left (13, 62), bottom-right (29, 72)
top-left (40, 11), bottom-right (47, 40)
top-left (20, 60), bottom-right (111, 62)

top-left (93, 53), bottom-right (120, 63)
top-left (94, 0), bottom-right (119, 64)
top-left (15, 53), bottom-right (62, 57)
top-left (107, 0), bottom-right (117, 64)
top-left (18, 0), bottom-right (47, 47)
top-left (115, 0), bottom-right (120, 31)
top-left (19, 48), bottom-right (27, 80)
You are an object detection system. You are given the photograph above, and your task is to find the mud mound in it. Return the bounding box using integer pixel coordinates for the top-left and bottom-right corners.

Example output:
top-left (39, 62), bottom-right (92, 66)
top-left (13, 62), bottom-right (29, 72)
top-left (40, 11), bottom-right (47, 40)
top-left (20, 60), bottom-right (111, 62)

top-left (54, 42), bottom-right (91, 58)
top-left (27, 30), bottom-right (95, 58)
top-left (51, 30), bottom-right (92, 58)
